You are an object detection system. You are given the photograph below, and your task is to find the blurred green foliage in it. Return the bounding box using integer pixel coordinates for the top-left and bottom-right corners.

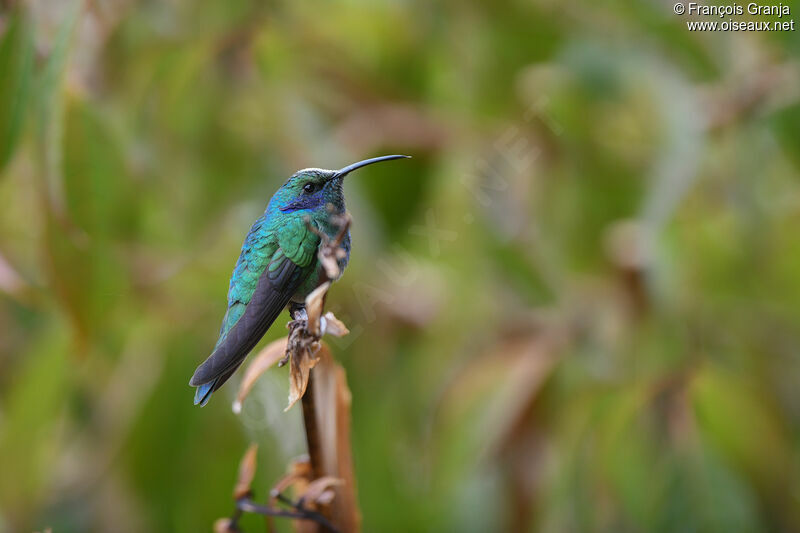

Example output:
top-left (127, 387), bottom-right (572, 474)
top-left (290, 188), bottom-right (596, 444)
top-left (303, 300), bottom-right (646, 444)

top-left (1, 1), bottom-right (800, 532)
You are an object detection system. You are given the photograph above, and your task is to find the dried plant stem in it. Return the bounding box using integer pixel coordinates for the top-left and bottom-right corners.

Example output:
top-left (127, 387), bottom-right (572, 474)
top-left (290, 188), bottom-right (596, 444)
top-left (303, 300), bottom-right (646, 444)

top-left (289, 305), bottom-right (324, 480)
top-left (302, 372), bottom-right (323, 480)
top-left (290, 306), bottom-right (332, 532)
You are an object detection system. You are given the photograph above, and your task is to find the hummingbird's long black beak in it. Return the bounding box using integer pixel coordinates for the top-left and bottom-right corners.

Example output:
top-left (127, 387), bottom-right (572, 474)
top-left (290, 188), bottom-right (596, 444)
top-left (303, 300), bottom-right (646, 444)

top-left (331, 154), bottom-right (411, 180)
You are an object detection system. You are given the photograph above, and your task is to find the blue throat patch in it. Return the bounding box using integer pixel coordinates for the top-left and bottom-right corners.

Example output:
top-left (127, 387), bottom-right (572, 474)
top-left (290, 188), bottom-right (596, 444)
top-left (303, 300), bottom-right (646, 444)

top-left (279, 192), bottom-right (326, 213)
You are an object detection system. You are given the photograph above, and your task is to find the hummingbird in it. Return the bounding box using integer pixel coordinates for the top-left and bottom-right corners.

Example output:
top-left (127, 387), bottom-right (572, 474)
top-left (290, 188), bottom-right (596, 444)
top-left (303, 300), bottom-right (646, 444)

top-left (190, 155), bottom-right (410, 406)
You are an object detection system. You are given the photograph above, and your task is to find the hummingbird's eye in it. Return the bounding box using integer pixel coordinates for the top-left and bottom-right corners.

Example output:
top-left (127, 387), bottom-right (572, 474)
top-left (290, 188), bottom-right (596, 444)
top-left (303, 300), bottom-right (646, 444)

top-left (303, 182), bottom-right (315, 194)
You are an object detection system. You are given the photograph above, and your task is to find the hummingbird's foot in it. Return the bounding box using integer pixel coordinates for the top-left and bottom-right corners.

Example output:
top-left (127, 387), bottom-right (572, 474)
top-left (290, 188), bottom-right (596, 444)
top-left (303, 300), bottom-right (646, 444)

top-left (280, 304), bottom-right (309, 367)
top-left (288, 301), bottom-right (307, 321)
top-left (279, 318), bottom-right (306, 367)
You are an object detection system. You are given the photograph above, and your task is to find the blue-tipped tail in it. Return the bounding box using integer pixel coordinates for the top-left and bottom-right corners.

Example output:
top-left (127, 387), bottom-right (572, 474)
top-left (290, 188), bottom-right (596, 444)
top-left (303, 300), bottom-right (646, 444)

top-left (193, 380), bottom-right (217, 407)
top-left (190, 363), bottom-right (239, 406)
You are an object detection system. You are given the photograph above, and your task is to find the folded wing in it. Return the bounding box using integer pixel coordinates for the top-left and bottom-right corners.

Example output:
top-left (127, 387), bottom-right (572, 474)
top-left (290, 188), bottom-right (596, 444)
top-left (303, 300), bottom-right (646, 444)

top-left (190, 217), bottom-right (320, 405)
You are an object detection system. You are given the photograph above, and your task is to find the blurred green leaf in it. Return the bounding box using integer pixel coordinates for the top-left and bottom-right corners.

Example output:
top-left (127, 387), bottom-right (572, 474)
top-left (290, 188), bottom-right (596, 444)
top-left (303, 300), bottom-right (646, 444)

top-left (691, 366), bottom-right (793, 493)
top-left (357, 153), bottom-right (431, 240)
top-left (63, 98), bottom-right (138, 239)
top-left (771, 103), bottom-right (800, 170)
top-left (0, 324), bottom-right (70, 527)
top-left (34, 0), bottom-right (80, 214)
top-left (0, 4), bottom-right (33, 174)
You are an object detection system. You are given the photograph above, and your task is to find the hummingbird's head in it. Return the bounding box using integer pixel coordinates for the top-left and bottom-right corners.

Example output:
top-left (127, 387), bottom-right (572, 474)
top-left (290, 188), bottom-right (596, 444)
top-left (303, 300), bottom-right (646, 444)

top-left (273, 155), bottom-right (410, 215)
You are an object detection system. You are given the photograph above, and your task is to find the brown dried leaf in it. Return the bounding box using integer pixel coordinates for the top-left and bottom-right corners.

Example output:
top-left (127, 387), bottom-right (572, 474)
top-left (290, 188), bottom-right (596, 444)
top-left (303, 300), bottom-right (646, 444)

top-left (309, 351), bottom-right (361, 532)
top-left (233, 337), bottom-right (288, 413)
top-left (299, 476), bottom-right (344, 505)
top-left (322, 311), bottom-right (349, 337)
top-left (375, 261), bottom-right (445, 327)
top-left (233, 444), bottom-right (258, 500)
top-left (283, 284), bottom-right (343, 411)
top-left (441, 324), bottom-right (566, 458)
top-left (319, 251), bottom-right (341, 280)
top-left (335, 104), bottom-right (448, 154)
top-left (330, 213), bottom-right (351, 247)
top-left (305, 282), bottom-right (330, 336)
top-left (316, 490), bottom-right (336, 505)
top-left (0, 252), bottom-right (29, 299)
top-left (213, 518), bottom-right (235, 533)
top-left (285, 346), bottom-right (320, 412)
top-left (269, 456), bottom-right (312, 499)
top-left (265, 457), bottom-right (313, 533)
top-left (316, 214), bottom-right (351, 280)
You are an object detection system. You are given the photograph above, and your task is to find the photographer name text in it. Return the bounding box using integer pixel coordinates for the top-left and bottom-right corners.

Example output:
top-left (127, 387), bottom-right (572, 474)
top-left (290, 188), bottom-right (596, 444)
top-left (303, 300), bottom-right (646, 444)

top-left (673, 2), bottom-right (795, 31)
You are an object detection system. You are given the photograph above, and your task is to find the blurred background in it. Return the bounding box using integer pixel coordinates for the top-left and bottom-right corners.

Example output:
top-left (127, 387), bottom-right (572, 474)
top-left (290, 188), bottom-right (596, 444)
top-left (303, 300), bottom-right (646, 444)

top-left (1, 0), bottom-right (800, 531)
